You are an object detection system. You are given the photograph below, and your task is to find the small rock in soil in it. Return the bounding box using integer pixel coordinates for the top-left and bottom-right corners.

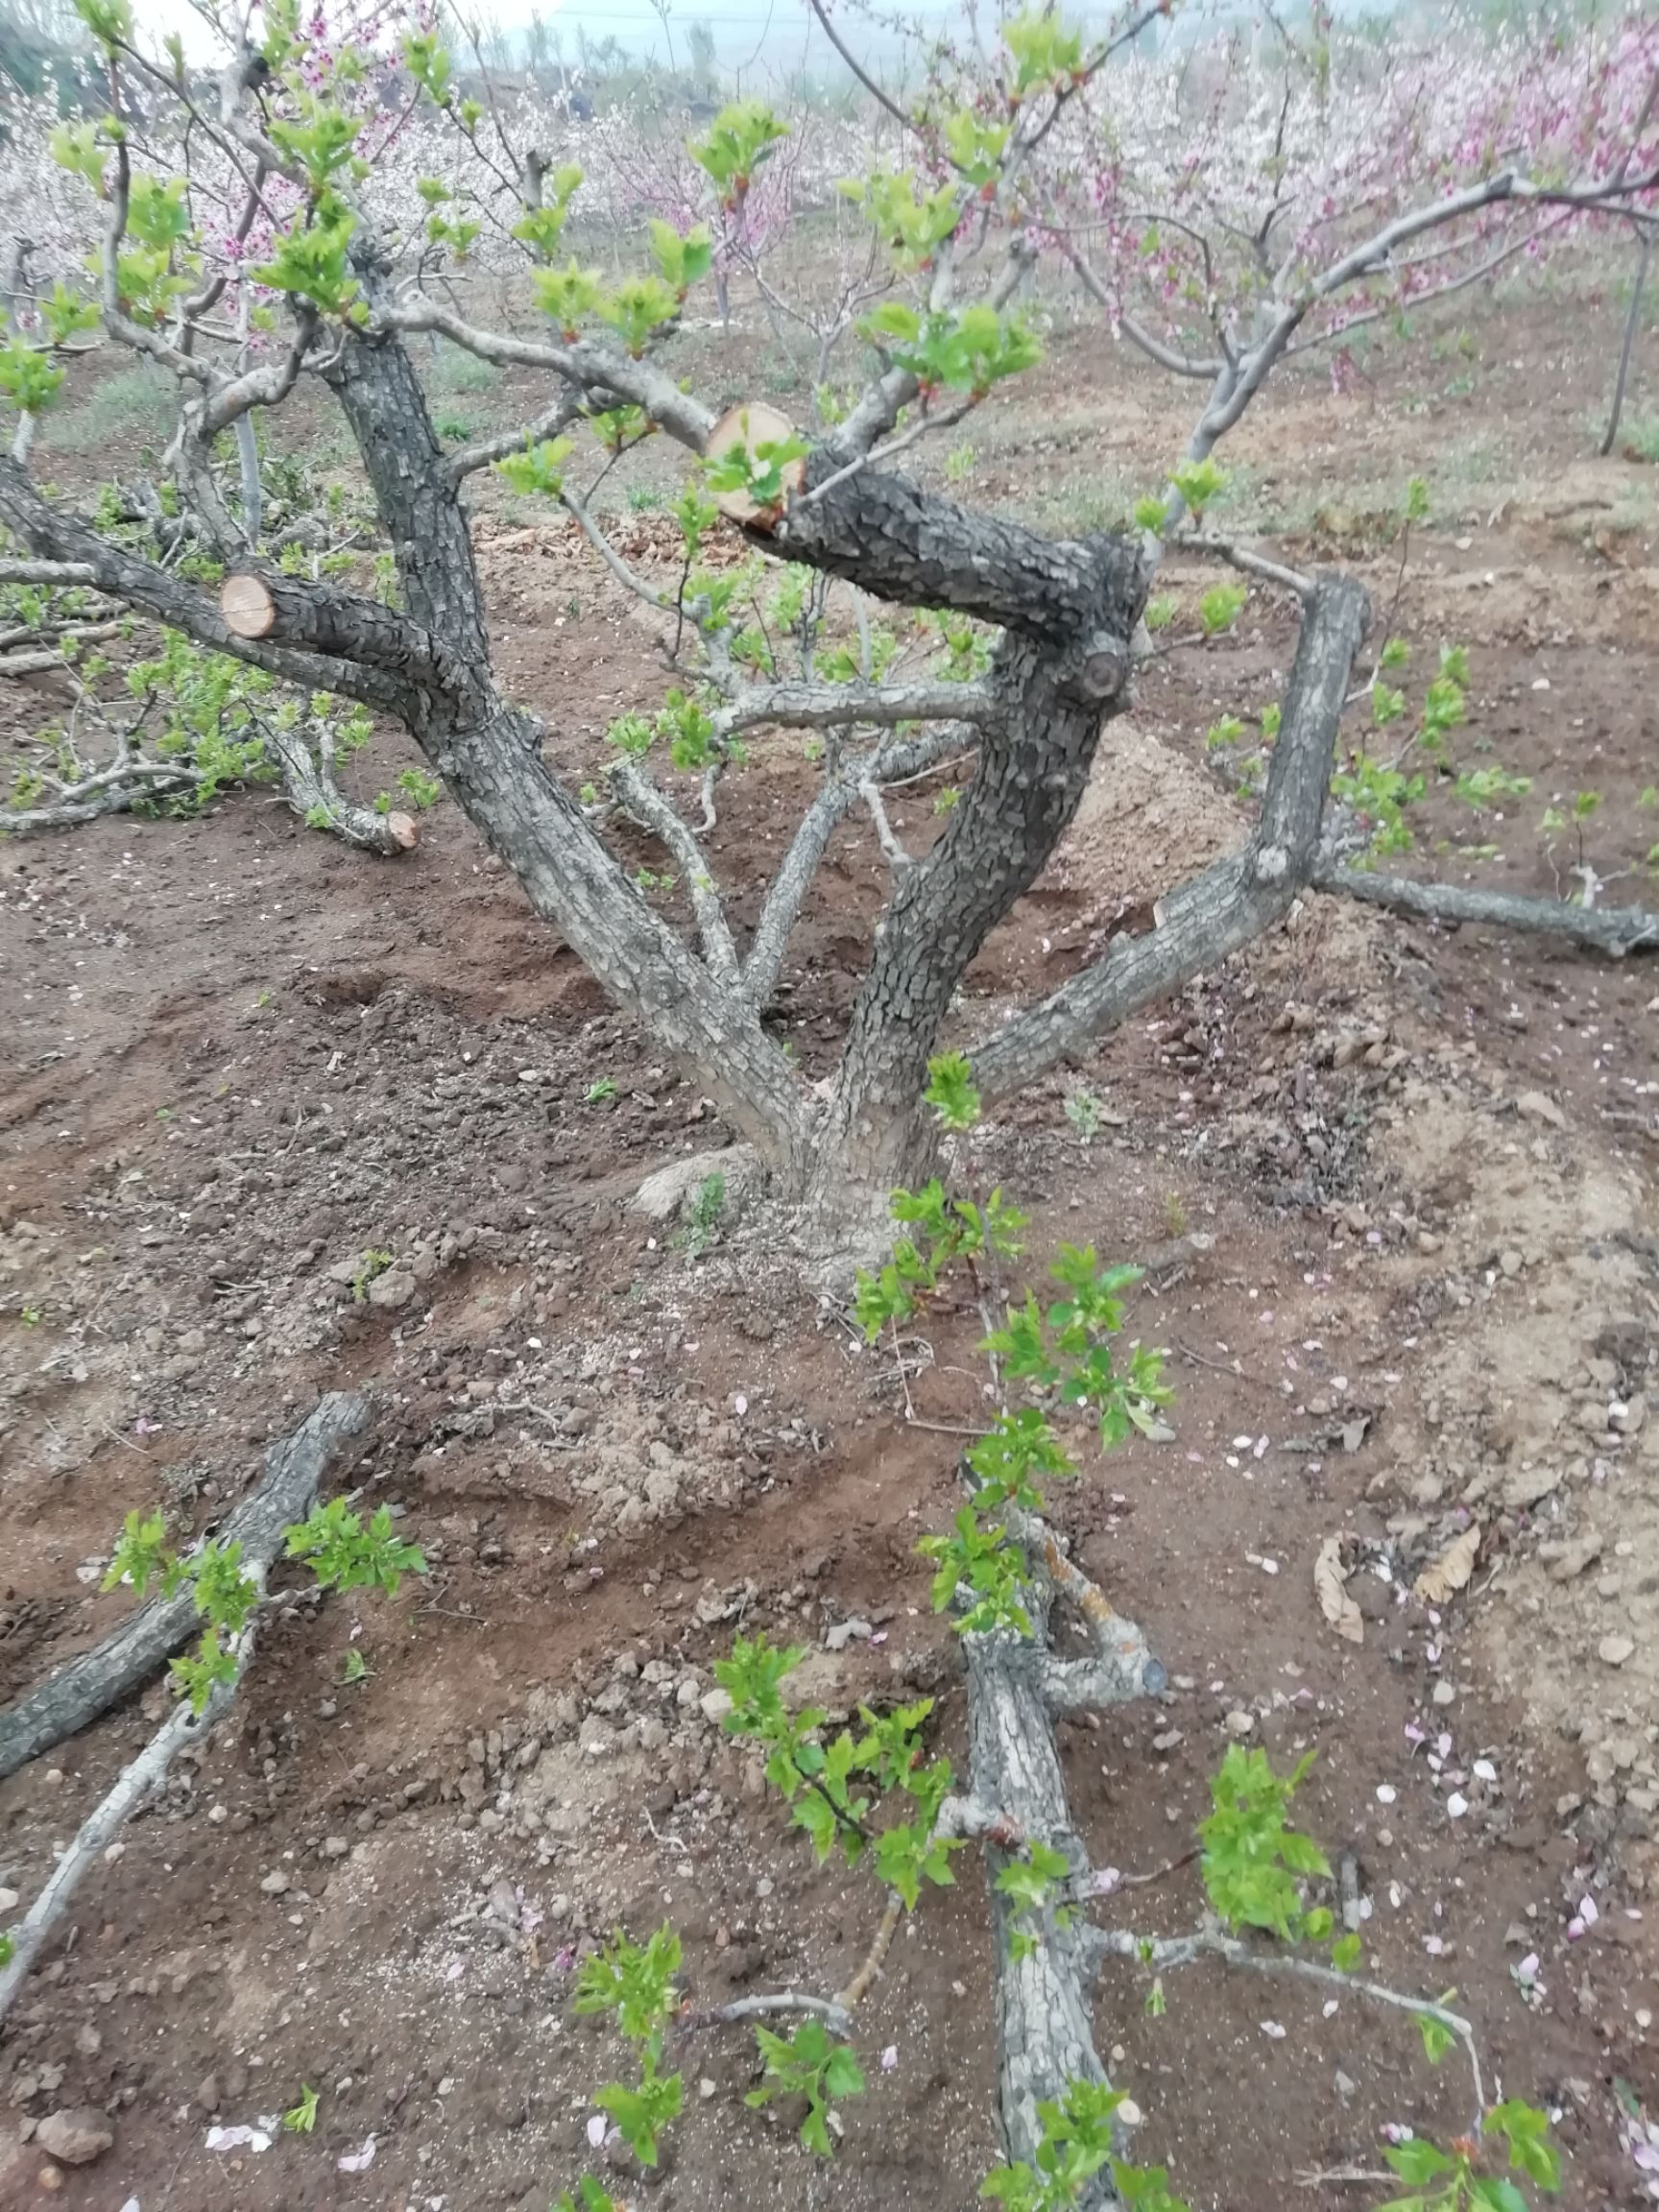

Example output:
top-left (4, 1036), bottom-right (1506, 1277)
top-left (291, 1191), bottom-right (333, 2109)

top-left (1543, 1534), bottom-right (1603, 1582)
top-left (1515, 1090), bottom-right (1567, 1129)
top-left (1599, 1636), bottom-right (1636, 1668)
top-left (35, 2108), bottom-right (114, 2165)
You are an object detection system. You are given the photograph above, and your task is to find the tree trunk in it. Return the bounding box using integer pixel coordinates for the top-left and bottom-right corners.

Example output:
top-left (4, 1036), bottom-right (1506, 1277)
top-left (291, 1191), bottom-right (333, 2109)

top-left (307, 252), bottom-right (812, 1170)
top-left (773, 460), bottom-right (1150, 1243)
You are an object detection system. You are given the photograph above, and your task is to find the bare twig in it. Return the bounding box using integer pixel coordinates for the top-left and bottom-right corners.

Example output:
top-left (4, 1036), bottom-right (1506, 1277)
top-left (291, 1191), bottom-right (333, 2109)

top-left (686, 1988), bottom-right (854, 2038)
top-left (835, 1892), bottom-right (903, 2010)
top-left (1600, 223), bottom-right (1653, 457)
top-left (608, 756), bottom-right (739, 981)
top-left (1176, 532), bottom-right (1314, 600)
top-left (1087, 1923), bottom-right (1485, 2130)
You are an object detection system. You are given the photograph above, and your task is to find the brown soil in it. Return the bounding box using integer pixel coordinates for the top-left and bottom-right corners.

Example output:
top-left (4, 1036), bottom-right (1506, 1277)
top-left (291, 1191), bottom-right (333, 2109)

top-left (1, 281), bottom-right (1657, 2212)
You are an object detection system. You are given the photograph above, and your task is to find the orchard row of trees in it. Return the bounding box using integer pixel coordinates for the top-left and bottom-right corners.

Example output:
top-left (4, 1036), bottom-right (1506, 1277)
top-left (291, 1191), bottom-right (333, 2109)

top-left (0, 0), bottom-right (1651, 1242)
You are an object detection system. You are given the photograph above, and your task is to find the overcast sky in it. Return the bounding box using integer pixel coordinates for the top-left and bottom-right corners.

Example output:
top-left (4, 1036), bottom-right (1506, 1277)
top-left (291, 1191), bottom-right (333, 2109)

top-left (143, 0), bottom-right (1125, 80)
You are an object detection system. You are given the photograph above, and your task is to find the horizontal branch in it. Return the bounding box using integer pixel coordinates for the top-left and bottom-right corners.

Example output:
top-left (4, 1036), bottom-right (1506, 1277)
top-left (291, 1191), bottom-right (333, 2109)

top-left (2, 757), bottom-right (202, 830)
top-left (720, 678), bottom-right (997, 735)
top-left (971, 574), bottom-right (1370, 1100)
top-left (772, 457), bottom-right (1145, 653)
top-left (199, 316), bottom-right (317, 441)
top-left (0, 462), bottom-right (412, 714)
top-left (0, 559), bottom-right (99, 586)
top-left (1176, 533), bottom-right (1314, 600)
top-left (445, 391), bottom-right (584, 485)
top-left (1314, 863), bottom-right (1659, 956)
top-left (0, 621), bottom-right (124, 676)
top-left (218, 568), bottom-right (446, 686)
top-left (382, 297), bottom-right (716, 453)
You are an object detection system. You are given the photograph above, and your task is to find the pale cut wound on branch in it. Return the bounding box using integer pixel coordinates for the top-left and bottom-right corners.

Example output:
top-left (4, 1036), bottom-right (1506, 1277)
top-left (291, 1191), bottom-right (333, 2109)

top-left (707, 400), bottom-right (805, 524)
top-left (220, 570), bottom-right (277, 638)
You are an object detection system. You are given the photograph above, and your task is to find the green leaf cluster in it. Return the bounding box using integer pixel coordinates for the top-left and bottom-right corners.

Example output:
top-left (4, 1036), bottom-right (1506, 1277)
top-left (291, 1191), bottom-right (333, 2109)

top-left (283, 1496), bottom-right (426, 1595)
top-left (705, 415), bottom-right (809, 512)
top-left (688, 100), bottom-right (786, 205)
top-left (852, 1175), bottom-right (1026, 1341)
top-left (984, 2078), bottom-right (1190, 2210)
top-left (1197, 1745), bottom-right (1343, 1950)
top-left (747, 2017), bottom-right (866, 2156)
top-left (1198, 582), bottom-right (1246, 636)
top-left (512, 165), bottom-right (584, 261)
top-left (253, 193), bottom-right (361, 322)
top-left (648, 220), bottom-right (714, 297)
top-left (1001, 6), bottom-right (1085, 94)
top-left (574, 1926), bottom-right (685, 2166)
top-left (532, 260), bottom-right (605, 338)
top-left (494, 435), bottom-right (573, 498)
top-left (714, 1636), bottom-right (964, 1905)
top-left (1378, 2099), bottom-right (1560, 2210)
top-left (860, 301), bottom-right (1041, 397)
top-left (840, 170), bottom-right (960, 268)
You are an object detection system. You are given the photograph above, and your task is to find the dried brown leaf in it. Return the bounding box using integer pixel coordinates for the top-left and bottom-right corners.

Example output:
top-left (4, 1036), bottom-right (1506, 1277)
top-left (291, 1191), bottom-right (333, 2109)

top-left (1313, 1535), bottom-right (1363, 1646)
top-left (1412, 1523), bottom-right (1481, 1606)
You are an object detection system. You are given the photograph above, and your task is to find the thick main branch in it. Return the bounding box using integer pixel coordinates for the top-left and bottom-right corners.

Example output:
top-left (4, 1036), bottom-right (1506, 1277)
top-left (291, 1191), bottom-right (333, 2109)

top-left (971, 574), bottom-right (1370, 1102)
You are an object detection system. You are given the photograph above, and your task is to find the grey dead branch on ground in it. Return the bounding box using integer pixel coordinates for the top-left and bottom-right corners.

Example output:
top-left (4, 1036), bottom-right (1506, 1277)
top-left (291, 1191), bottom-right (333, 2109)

top-left (0, 1395), bottom-right (372, 2029)
top-left (0, 1390), bottom-right (372, 1784)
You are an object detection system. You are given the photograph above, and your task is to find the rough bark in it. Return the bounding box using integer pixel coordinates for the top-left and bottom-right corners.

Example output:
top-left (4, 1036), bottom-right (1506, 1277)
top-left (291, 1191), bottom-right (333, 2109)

top-left (774, 456), bottom-right (1143, 658)
top-left (805, 591), bottom-right (1145, 1230)
top-left (970, 575), bottom-right (1369, 1103)
top-left (314, 276), bottom-right (809, 1169)
top-left (0, 1391), bottom-right (370, 1783)
top-left (1314, 861), bottom-right (1659, 956)
top-left (963, 1500), bottom-right (1164, 2194)
top-left (217, 568), bottom-right (444, 686)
